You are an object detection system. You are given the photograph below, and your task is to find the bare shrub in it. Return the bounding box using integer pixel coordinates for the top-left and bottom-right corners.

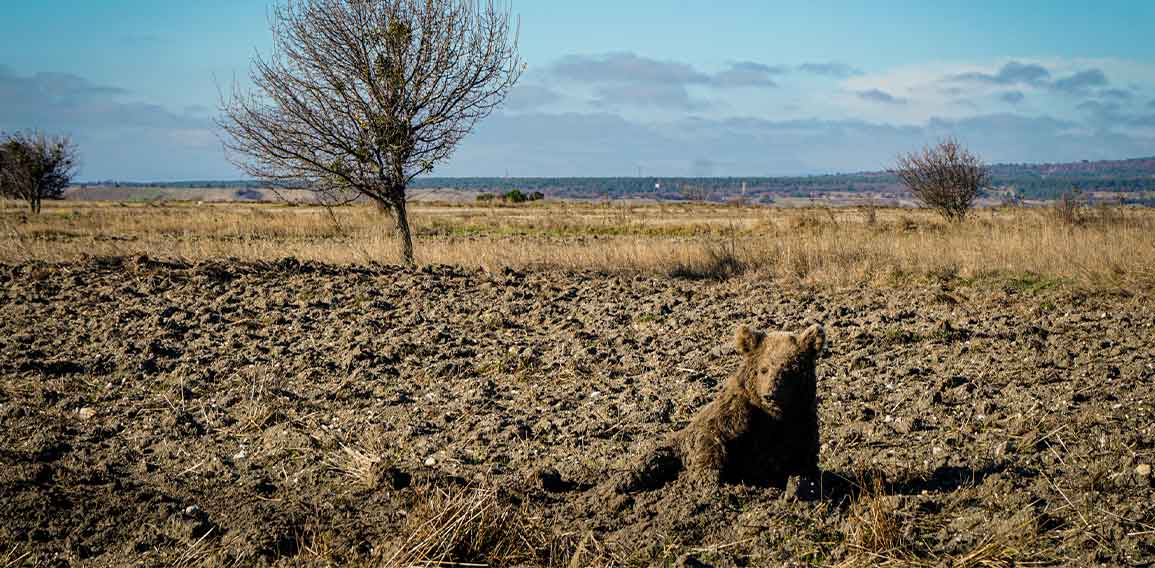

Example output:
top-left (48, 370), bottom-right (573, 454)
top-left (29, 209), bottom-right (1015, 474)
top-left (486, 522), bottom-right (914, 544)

top-left (0, 132), bottom-right (78, 214)
top-left (1051, 190), bottom-right (1087, 226)
top-left (220, 0), bottom-right (523, 266)
top-left (863, 202), bottom-right (878, 226)
top-left (894, 138), bottom-right (988, 222)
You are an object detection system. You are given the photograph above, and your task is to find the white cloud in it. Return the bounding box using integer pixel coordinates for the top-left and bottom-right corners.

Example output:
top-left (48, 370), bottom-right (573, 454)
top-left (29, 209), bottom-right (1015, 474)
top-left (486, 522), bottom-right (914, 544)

top-left (440, 110), bottom-right (1155, 177)
top-left (7, 52), bottom-right (1155, 180)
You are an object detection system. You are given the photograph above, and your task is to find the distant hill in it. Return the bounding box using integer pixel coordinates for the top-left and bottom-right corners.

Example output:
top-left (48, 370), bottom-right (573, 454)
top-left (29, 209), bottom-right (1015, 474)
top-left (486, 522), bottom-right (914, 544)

top-left (72, 156), bottom-right (1155, 205)
top-left (990, 157), bottom-right (1155, 178)
top-left (985, 157), bottom-right (1155, 203)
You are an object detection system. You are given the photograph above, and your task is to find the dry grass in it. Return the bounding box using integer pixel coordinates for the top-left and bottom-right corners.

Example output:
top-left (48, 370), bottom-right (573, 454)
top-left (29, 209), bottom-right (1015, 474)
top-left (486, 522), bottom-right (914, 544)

top-left (843, 477), bottom-right (911, 565)
top-left (326, 445), bottom-right (381, 487)
top-left (3, 199), bottom-right (1154, 291)
top-left (0, 543), bottom-right (30, 568)
top-left (380, 484), bottom-right (600, 568)
top-left (837, 472), bottom-right (1063, 568)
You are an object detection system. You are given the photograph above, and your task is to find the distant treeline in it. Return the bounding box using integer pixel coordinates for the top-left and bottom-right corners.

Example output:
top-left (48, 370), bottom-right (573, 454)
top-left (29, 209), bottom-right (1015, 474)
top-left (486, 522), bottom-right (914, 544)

top-left (988, 157), bottom-right (1155, 203)
top-left (410, 170), bottom-right (1155, 204)
top-left (74, 155), bottom-right (1155, 205)
top-left (421, 176), bottom-right (898, 202)
top-left (76, 180), bottom-right (266, 189)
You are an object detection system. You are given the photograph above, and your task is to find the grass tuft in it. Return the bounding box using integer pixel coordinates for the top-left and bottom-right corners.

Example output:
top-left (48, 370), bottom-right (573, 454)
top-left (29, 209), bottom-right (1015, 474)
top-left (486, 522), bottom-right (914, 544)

top-left (380, 484), bottom-right (600, 568)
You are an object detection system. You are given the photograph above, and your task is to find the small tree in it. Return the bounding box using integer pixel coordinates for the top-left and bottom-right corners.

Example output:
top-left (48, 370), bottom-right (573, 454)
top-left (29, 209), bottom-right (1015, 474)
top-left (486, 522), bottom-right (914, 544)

top-left (220, 0), bottom-right (523, 266)
top-left (0, 132), bottom-right (78, 214)
top-left (894, 138), bottom-right (988, 222)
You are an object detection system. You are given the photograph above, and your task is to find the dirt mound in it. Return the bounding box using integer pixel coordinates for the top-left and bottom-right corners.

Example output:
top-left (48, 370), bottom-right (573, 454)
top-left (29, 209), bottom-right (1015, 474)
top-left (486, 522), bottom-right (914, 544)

top-left (1, 257), bottom-right (1153, 565)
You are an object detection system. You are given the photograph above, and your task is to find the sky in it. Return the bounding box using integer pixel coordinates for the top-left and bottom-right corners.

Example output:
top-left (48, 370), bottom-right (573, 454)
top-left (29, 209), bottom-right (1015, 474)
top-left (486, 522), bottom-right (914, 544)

top-left (3, 1), bottom-right (1155, 180)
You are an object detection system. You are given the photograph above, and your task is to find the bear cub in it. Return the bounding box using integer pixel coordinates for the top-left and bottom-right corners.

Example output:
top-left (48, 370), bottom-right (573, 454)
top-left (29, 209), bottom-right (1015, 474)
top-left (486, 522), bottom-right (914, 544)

top-left (617, 324), bottom-right (825, 491)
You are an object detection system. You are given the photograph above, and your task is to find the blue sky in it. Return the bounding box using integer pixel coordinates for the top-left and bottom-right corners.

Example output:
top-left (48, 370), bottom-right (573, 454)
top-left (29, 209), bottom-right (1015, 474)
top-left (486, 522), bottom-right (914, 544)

top-left (3, 1), bottom-right (1155, 180)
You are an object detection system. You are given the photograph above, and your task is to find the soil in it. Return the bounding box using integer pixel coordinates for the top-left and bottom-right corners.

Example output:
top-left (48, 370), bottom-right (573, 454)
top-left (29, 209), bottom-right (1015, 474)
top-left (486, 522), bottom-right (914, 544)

top-left (1, 256), bottom-right (1153, 566)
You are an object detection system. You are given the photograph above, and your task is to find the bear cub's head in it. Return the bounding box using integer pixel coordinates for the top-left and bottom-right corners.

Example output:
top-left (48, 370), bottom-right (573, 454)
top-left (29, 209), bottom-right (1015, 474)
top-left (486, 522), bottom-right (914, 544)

top-left (734, 324), bottom-right (825, 413)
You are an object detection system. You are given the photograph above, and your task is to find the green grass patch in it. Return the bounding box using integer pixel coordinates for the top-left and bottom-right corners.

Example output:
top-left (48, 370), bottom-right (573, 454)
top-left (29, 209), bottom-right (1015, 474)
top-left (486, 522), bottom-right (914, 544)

top-left (1002, 271), bottom-right (1065, 293)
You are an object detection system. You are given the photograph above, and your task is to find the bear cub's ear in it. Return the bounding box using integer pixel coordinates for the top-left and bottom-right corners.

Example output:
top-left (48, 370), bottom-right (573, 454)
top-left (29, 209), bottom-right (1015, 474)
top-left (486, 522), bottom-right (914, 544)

top-left (798, 324), bottom-right (826, 355)
top-left (735, 325), bottom-right (765, 355)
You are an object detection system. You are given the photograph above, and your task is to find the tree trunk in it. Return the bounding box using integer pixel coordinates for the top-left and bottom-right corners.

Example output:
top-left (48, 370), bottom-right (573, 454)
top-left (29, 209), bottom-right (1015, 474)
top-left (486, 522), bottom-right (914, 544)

top-left (393, 197), bottom-right (415, 268)
top-left (31, 196), bottom-right (40, 215)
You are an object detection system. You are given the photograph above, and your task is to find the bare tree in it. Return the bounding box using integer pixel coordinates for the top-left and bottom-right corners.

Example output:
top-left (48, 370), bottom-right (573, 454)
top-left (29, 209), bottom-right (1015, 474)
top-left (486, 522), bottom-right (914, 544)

top-left (893, 138), bottom-right (988, 222)
top-left (220, 0), bottom-right (523, 266)
top-left (0, 132), bottom-right (79, 214)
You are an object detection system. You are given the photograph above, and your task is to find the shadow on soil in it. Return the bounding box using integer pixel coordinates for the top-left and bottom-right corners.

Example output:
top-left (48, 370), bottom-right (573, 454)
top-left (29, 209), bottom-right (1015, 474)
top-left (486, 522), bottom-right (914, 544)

top-left (812, 461), bottom-right (1030, 504)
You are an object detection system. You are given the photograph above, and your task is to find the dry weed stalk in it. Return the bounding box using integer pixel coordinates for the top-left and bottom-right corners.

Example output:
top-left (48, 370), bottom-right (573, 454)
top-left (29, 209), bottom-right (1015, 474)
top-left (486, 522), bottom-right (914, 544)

top-left (863, 202), bottom-right (878, 226)
top-left (1, 543), bottom-right (31, 568)
top-left (326, 445), bottom-right (380, 486)
top-left (1051, 190), bottom-right (1086, 227)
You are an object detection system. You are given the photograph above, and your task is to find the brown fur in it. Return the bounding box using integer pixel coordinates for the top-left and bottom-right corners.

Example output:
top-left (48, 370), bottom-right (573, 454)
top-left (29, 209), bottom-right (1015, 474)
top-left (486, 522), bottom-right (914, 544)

top-left (617, 324), bottom-right (825, 491)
